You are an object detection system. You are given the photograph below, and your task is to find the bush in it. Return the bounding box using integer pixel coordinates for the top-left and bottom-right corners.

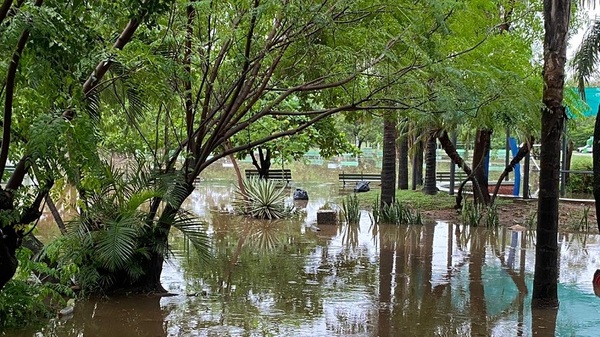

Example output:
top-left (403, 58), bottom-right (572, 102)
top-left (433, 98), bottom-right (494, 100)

top-left (0, 248), bottom-right (74, 329)
top-left (567, 156), bottom-right (593, 194)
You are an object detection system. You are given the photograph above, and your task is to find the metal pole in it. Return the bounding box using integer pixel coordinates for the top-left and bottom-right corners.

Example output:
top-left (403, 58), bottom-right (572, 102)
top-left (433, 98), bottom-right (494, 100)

top-left (523, 151), bottom-right (530, 199)
top-left (505, 127), bottom-right (510, 181)
top-left (449, 132), bottom-right (457, 195)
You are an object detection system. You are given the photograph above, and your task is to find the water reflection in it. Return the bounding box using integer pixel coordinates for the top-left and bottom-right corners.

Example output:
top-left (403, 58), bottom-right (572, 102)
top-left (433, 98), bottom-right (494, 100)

top-left (7, 182), bottom-right (600, 336)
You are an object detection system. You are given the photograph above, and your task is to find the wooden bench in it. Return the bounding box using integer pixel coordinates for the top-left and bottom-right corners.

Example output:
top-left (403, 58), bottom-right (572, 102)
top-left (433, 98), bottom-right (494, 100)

top-left (245, 169), bottom-right (292, 185)
top-left (436, 171), bottom-right (468, 182)
top-left (339, 171), bottom-right (381, 187)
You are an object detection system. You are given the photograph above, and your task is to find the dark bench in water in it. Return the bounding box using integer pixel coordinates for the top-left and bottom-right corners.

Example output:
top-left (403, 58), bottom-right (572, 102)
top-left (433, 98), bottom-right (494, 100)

top-left (338, 171), bottom-right (380, 187)
top-left (245, 169), bottom-right (292, 185)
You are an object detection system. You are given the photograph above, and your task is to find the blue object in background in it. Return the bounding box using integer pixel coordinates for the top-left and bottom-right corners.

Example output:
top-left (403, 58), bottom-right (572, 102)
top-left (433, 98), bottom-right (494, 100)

top-left (508, 137), bottom-right (521, 196)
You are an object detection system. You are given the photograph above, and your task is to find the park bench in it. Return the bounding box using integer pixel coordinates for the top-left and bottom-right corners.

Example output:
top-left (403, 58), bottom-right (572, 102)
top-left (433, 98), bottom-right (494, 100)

top-left (338, 171), bottom-right (381, 187)
top-left (245, 169), bottom-right (292, 185)
top-left (436, 171), bottom-right (468, 182)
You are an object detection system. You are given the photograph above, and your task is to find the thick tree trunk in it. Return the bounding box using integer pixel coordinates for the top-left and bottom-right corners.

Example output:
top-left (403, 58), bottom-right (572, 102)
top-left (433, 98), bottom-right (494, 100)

top-left (423, 132), bottom-right (438, 195)
top-left (0, 225), bottom-right (18, 290)
top-left (381, 115), bottom-right (397, 206)
top-left (471, 129), bottom-right (492, 204)
top-left (397, 123), bottom-right (409, 190)
top-left (533, 0), bottom-right (570, 309)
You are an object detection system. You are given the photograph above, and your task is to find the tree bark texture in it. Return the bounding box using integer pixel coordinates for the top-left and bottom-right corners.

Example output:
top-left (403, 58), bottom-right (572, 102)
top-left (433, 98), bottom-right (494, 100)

top-left (471, 129), bottom-right (492, 204)
top-left (397, 129), bottom-right (409, 190)
top-left (423, 132), bottom-right (438, 195)
top-left (411, 140), bottom-right (423, 190)
top-left (381, 115), bottom-right (397, 206)
top-left (533, 0), bottom-right (570, 309)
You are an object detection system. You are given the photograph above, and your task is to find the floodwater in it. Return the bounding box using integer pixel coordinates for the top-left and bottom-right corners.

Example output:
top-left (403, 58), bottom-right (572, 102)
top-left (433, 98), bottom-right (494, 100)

top-left (6, 181), bottom-right (600, 337)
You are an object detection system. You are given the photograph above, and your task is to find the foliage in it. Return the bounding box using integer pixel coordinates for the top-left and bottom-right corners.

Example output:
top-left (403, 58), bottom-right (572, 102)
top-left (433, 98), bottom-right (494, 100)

top-left (42, 161), bottom-right (210, 293)
top-left (461, 201), bottom-right (484, 226)
top-left (341, 194), bottom-right (360, 224)
top-left (233, 178), bottom-right (294, 220)
top-left (568, 116), bottom-right (595, 149)
top-left (567, 156), bottom-right (593, 194)
top-left (0, 248), bottom-right (74, 329)
top-left (461, 201), bottom-right (499, 228)
top-left (567, 205), bottom-right (592, 232)
top-left (371, 195), bottom-right (423, 225)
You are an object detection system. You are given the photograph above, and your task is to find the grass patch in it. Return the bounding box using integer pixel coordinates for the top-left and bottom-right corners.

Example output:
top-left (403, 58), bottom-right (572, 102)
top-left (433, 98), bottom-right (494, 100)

top-left (354, 189), bottom-right (456, 210)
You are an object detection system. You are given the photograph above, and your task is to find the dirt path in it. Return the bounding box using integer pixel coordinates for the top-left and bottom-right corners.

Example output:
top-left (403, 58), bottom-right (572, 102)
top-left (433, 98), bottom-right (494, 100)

top-left (422, 198), bottom-right (597, 234)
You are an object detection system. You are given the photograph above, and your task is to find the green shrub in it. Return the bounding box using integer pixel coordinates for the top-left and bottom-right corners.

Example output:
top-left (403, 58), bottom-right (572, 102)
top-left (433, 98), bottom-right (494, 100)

top-left (567, 156), bottom-right (593, 194)
top-left (0, 248), bottom-right (74, 329)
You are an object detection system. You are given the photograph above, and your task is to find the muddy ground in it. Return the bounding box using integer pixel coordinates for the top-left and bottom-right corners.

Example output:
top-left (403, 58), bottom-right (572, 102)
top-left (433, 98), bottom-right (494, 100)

top-left (422, 198), bottom-right (597, 234)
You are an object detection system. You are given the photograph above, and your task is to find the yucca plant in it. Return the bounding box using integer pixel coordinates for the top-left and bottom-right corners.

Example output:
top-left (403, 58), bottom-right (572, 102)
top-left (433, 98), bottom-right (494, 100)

top-left (233, 177), bottom-right (293, 219)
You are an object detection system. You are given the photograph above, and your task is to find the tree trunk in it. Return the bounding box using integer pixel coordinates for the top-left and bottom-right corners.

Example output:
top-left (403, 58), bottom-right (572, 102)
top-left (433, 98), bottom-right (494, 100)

top-left (471, 129), bottom-right (492, 204)
top-left (397, 136), bottom-right (409, 189)
top-left (381, 115), bottom-right (397, 206)
top-left (533, 0), bottom-right (570, 309)
top-left (412, 139), bottom-right (423, 190)
top-left (397, 123), bottom-right (409, 190)
top-left (0, 225), bottom-right (18, 290)
top-left (251, 148), bottom-right (271, 179)
top-left (594, 104), bottom-right (600, 231)
top-left (565, 140), bottom-right (573, 185)
top-left (423, 132), bottom-right (438, 195)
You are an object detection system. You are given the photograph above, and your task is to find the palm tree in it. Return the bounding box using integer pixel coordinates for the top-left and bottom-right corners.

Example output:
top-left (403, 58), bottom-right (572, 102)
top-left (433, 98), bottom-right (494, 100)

top-left (381, 113), bottom-right (397, 207)
top-left (532, 0), bottom-right (571, 309)
top-left (423, 130), bottom-right (438, 195)
top-left (48, 161), bottom-right (211, 293)
top-left (397, 120), bottom-right (409, 190)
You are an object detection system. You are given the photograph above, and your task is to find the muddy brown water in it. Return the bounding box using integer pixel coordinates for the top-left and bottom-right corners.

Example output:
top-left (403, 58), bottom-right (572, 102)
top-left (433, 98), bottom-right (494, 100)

top-left (5, 181), bottom-right (600, 336)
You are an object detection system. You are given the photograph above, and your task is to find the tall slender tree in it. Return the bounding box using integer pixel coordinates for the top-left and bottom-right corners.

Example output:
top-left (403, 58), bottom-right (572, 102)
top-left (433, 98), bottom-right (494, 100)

top-left (532, 0), bottom-right (571, 309)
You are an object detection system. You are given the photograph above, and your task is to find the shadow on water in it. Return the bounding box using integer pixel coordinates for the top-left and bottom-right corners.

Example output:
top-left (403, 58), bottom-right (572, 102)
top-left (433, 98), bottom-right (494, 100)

top-left (8, 181), bottom-right (600, 336)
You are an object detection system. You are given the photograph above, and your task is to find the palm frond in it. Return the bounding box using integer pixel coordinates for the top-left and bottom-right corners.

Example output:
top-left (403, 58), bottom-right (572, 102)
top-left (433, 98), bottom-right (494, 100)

top-left (170, 210), bottom-right (212, 264)
top-left (95, 219), bottom-right (140, 271)
top-left (572, 19), bottom-right (600, 98)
